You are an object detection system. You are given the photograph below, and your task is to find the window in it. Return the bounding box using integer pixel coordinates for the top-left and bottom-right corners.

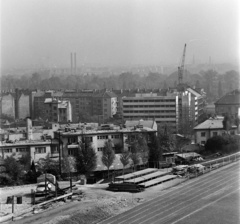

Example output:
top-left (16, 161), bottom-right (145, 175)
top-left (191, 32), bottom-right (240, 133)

top-left (68, 148), bottom-right (78, 156)
top-left (84, 136), bottom-right (93, 142)
top-left (201, 132), bottom-right (205, 137)
top-left (51, 146), bottom-right (59, 154)
top-left (68, 137), bottom-right (77, 144)
top-left (97, 135), bottom-right (108, 140)
top-left (212, 132), bottom-right (218, 136)
top-left (16, 148), bottom-right (27, 152)
top-left (35, 147), bottom-right (46, 154)
top-left (4, 149), bottom-right (12, 153)
top-left (97, 147), bottom-right (104, 152)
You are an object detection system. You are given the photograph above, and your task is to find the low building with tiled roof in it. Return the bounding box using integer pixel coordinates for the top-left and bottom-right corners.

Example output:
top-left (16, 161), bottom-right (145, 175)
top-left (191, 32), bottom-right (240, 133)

top-left (193, 116), bottom-right (237, 145)
top-left (215, 89), bottom-right (240, 116)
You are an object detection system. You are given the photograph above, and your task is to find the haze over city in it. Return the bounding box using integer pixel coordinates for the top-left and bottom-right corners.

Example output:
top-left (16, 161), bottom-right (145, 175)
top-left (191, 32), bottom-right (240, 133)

top-left (1, 0), bottom-right (239, 70)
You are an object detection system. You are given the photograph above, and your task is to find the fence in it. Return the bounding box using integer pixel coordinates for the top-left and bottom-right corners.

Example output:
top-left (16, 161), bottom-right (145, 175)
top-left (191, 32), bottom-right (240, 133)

top-left (200, 152), bottom-right (240, 168)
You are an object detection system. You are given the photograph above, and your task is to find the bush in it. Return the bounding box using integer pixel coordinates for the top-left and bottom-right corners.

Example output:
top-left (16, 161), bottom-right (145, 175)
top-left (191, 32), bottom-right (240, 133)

top-left (0, 173), bottom-right (14, 185)
top-left (205, 135), bottom-right (239, 154)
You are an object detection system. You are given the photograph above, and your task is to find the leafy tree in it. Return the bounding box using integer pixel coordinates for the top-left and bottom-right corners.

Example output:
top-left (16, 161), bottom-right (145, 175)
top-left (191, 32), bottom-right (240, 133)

top-left (234, 116), bottom-right (240, 128)
top-left (18, 153), bottom-right (31, 172)
top-left (195, 80), bottom-right (200, 88)
top-left (62, 156), bottom-right (76, 174)
top-left (158, 125), bottom-right (175, 152)
top-left (218, 80), bottom-right (223, 98)
top-left (205, 135), bottom-right (239, 154)
top-left (120, 150), bottom-right (131, 175)
top-left (0, 173), bottom-right (14, 185)
top-left (37, 155), bottom-right (59, 176)
top-left (175, 135), bottom-right (191, 152)
top-left (102, 140), bottom-right (116, 178)
top-left (4, 156), bottom-right (24, 185)
top-left (148, 134), bottom-right (162, 168)
top-left (129, 134), bottom-right (149, 170)
top-left (25, 160), bottom-right (37, 183)
top-left (222, 114), bottom-right (233, 134)
top-left (75, 141), bottom-right (97, 175)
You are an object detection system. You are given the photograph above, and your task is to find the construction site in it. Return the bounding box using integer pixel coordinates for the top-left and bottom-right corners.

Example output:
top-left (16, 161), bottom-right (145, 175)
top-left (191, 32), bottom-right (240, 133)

top-left (1, 152), bottom-right (239, 223)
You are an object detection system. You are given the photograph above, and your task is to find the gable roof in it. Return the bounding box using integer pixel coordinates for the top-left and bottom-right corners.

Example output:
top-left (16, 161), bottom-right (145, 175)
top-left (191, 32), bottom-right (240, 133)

top-left (194, 116), bottom-right (237, 130)
top-left (215, 89), bottom-right (240, 105)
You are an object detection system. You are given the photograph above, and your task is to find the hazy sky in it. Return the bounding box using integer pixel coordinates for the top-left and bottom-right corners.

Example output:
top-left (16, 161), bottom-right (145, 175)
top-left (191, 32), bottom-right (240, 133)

top-left (1, 0), bottom-right (239, 69)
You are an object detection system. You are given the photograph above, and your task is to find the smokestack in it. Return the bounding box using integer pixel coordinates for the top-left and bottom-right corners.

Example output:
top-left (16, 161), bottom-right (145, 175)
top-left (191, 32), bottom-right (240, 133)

top-left (74, 52), bottom-right (76, 75)
top-left (70, 53), bottom-right (73, 75)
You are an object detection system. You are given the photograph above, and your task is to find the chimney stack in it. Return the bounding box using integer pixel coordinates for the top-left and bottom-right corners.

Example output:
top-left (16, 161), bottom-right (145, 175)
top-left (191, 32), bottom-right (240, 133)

top-left (74, 52), bottom-right (77, 75)
top-left (70, 53), bottom-right (73, 75)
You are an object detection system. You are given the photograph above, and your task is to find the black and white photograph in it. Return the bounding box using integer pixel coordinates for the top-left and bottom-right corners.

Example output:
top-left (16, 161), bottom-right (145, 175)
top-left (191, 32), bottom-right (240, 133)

top-left (0, 0), bottom-right (239, 223)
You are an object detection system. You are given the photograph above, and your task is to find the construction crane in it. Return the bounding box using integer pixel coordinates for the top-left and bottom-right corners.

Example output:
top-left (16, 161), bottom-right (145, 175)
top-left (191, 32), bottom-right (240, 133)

top-left (178, 43), bottom-right (187, 84)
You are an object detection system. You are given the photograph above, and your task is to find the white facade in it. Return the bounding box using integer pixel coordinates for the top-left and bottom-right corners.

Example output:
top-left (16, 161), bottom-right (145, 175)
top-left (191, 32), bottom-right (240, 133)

top-left (122, 94), bottom-right (179, 131)
top-left (0, 141), bottom-right (58, 163)
top-left (1, 94), bottom-right (15, 118)
top-left (195, 128), bottom-right (237, 145)
top-left (194, 117), bottom-right (237, 145)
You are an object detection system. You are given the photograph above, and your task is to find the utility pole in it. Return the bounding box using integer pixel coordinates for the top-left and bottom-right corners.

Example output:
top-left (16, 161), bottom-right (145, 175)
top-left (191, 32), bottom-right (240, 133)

top-left (58, 131), bottom-right (62, 176)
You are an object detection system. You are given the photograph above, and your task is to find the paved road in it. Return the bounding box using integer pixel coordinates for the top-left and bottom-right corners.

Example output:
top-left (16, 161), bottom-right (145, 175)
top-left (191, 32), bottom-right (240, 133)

top-left (100, 162), bottom-right (240, 224)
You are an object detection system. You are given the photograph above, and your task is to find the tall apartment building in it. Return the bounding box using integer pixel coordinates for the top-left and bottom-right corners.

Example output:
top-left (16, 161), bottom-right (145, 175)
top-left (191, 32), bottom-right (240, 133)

top-left (92, 91), bottom-right (117, 119)
top-left (122, 93), bottom-right (179, 131)
top-left (32, 90), bottom-right (63, 120)
top-left (32, 89), bottom-right (117, 123)
top-left (62, 90), bottom-right (93, 122)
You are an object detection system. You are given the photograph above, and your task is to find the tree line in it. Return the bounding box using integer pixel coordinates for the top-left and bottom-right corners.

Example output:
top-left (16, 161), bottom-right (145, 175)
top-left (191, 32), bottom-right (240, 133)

top-left (1, 69), bottom-right (239, 103)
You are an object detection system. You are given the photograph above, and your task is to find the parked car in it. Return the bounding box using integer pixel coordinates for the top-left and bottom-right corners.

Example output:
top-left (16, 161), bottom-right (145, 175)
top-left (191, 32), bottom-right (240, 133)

top-left (36, 182), bottom-right (52, 195)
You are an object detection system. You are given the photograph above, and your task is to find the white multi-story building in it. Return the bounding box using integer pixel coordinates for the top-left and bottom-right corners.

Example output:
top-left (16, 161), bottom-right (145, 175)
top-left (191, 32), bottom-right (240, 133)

top-left (122, 93), bottom-right (179, 131)
top-left (55, 123), bottom-right (157, 171)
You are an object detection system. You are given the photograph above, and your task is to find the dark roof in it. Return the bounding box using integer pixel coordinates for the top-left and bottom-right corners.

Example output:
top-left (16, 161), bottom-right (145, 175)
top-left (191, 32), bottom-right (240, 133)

top-left (215, 89), bottom-right (240, 105)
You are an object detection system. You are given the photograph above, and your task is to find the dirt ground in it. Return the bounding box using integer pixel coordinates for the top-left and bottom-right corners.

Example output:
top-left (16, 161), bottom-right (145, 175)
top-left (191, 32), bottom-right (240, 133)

top-left (0, 177), bottom-right (186, 223)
